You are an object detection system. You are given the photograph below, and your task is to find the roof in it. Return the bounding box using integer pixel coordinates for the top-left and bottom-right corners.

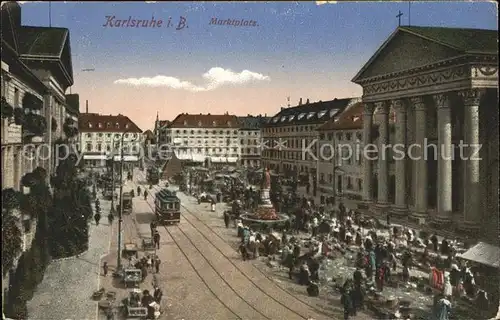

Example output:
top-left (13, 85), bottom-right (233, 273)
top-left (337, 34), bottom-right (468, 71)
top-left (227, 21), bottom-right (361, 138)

top-left (401, 26), bottom-right (498, 54)
top-left (143, 130), bottom-right (155, 139)
top-left (353, 26), bottom-right (498, 83)
top-left (169, 113), bottom-right (240, 129)
top-left (158, 120), bottom-right (170, 129)
top-left (238, 115), bottom-right (271, 130)
top-left (458, 241), bottom-right (500, 268)
top-left (264, 98), bottom-right (360, 127)
top-left (318, 102), bottom-right (364, 131)
top-left (78, 113), bottom-right (142, 133)
top-left (18, 26), bottom-right (68, 57)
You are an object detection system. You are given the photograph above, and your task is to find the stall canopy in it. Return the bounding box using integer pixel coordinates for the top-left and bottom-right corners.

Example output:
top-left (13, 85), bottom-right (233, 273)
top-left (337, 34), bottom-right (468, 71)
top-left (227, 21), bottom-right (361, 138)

top-left (458, 242), bottom-right (500, 268)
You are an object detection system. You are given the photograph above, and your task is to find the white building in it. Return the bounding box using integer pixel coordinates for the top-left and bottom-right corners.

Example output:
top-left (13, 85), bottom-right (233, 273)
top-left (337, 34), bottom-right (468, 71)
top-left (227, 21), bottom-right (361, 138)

top-left (165, 113), bottom-right (240, 166)
top-left (237, 115), bottom-right (270, 168)
top-left (78, 112), bottom-right (143, 170)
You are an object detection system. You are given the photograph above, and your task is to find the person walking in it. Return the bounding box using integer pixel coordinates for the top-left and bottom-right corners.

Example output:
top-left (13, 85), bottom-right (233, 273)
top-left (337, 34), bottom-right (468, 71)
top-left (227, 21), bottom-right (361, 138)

top-left (94, 212), bottom-right (101, 226)
top-left (144, 189), bottom-right (149, 200)
top-left (154, 258), bottom-right (161, 273)
top-left (223, 211), bottom-right (230, 228)
top-left (153, 230), bottom-right (161, 249)
top-left (137, 186), bottom-right (141, 196)
top-left (107, 213), bottom-right (114, 225)
top-left (102, 262), bottom-right (108, 276)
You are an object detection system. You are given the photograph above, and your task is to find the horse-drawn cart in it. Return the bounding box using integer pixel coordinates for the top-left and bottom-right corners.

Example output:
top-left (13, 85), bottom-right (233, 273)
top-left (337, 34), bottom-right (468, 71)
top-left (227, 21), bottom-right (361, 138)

top-left (123, 289), bottom-right (148, 319)
top-left (123, 268), bottom-right (142, 288)
top-left (142, 237), bottom-right (155, 252)
top-left (123, 242), bottom-right (139, 259)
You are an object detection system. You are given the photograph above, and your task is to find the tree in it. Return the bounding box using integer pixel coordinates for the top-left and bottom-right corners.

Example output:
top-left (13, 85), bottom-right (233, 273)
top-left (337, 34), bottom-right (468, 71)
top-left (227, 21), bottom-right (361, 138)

top-left (2, 188), bottom-right (22, 277)
top-left (49, 155), bottom-right (93, 258)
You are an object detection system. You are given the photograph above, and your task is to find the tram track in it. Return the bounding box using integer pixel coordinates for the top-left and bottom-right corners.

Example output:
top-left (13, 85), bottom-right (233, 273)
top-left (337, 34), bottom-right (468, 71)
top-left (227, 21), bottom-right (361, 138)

top-left (137, 173), bottom-right (333, 320)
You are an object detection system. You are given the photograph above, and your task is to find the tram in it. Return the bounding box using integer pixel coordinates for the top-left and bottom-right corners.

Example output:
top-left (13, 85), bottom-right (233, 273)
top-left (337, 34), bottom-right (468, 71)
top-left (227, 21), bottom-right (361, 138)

top-left (147, 167), bottom-right (160, 185)
top-left (155, 189), bottom-right (181, 225)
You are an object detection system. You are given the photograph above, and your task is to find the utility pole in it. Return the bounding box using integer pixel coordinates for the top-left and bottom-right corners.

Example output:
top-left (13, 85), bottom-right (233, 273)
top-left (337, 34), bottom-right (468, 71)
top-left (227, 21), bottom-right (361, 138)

top-left (110, 154), bottom-right (115, 213)
top-left (397, 10), bottom-right (403, 27)
top-left (116, 131), bottom-right (127, 271)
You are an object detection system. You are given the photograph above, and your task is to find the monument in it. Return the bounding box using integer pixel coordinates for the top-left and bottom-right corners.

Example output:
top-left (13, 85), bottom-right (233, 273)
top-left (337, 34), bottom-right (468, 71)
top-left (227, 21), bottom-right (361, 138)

top-left (240, 168), bottom-right (289, 228)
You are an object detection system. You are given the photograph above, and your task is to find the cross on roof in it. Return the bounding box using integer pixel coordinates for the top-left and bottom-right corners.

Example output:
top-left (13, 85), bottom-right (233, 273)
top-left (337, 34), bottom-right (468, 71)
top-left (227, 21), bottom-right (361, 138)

top-left (397, 10), bottom-right (403, 26)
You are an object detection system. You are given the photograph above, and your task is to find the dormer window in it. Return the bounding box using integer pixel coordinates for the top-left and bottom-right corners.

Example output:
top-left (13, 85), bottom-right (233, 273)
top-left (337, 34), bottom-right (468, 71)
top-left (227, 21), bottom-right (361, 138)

top-left (184, 120), bottom-right (188, 126)
top-left (280, 116), bottom-right (287, 122)
top-left (288, 115), bottom-right (295, 121)
top-left (272, 117), bottom-right (279, 123)
top-left (227, 121), bottom-right (231, 127)
top-left (125, 123), bottom-right (130, 129)
top-left (88, 123), bottom-right (93, 128)
top-left (307, 112), bottom-right (315, 119)
top-left (213, 120), bottom-right (217, 126)
top-left (198, 121), bottom-right (202, 127)
top-left (98, 122), bottom-right (103, 128)
top-left (297, 113), bottom-right (306, 120)
top-left (353, 116), bottom-right (360, 122)
top-left (106, 122), bottom-right (111, 128)
top-left (317, 110), bottom-right (327, 118)
top-left (115, 122), bottom-right (120, 128)
top-left (329, 109), bottom-right (339, 117)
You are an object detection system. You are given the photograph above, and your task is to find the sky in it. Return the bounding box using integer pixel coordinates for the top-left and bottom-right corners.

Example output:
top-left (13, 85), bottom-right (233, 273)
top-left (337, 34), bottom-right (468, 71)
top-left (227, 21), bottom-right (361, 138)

top-left (16, 1), bottom-right (498, 131)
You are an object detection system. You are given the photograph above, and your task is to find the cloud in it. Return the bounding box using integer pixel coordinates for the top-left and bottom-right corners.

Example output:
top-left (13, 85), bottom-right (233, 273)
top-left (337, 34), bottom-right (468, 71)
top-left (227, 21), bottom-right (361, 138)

top-left (316, 1), bottom-right (338, 5)
top-left (113, 67), bottom-right (270, 92)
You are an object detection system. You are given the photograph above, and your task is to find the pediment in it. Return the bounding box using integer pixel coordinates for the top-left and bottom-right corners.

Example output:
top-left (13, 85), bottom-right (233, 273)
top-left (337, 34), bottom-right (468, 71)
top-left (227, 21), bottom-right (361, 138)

top-left (353, 29), bottom-right (462, 82)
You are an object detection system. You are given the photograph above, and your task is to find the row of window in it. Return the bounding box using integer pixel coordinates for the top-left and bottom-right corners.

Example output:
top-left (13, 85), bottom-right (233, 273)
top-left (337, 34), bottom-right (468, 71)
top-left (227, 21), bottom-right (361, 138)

top-left (175, 147), bottom-right (239, 153)
top-left (173, 129), bottom-right (240, 135)
top-left (87, 122), bottom-right (131, 130)
top-left (319, 131), bottom-right (362, 142)
top-left (262, 124), bottom-right (316, 134)
top-left (84, 132), bottom-right (139, 140)
top-left (83, 142), bottom-right (140, 153)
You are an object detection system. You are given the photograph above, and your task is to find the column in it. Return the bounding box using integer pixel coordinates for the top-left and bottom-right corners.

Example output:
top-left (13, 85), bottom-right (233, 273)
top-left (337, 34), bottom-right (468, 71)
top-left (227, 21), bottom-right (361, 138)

top-left (411, 97), bottom-right (428, 216)
top-left (376, 101), bottom-right (389, 205)
top-left (460, 89), bottom-right (482, 227)
top-left (362, 103), bottom-right (375, 201)
top-left (435, 94), bottom-right (453, 222)
top-left (392, 99), bottom-right (407, 212)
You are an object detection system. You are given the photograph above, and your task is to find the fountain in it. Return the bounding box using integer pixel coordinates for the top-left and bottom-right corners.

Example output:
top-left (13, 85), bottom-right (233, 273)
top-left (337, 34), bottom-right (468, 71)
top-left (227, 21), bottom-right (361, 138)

top-left (240, 168), bottom-right (289, 230)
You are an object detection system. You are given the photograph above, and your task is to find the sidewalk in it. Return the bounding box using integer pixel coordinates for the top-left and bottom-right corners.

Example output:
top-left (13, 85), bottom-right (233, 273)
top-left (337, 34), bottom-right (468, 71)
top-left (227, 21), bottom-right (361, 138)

top-left (27, 198), bottom-right (113, 320)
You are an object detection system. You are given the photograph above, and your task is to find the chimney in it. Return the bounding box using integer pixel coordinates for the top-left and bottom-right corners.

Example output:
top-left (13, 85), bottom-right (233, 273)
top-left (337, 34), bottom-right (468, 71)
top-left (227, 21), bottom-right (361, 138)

top-left (299, 98), bottom-right (302, 105)
top-left (281, 107), bottom-right (284, 111)
top-left (86, 100), bottom-right (88, 113)
top-left (306, 99), bottom-right (310, 104)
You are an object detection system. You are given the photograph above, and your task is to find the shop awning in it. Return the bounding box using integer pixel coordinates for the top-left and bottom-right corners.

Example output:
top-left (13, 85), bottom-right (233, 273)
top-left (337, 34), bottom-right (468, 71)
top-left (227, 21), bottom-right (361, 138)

top-left (83, 154), bottom-right (106, 160)
top-left (192, 154), bottom-right (206, 162)
top-left (458, 242), bottom-right (500, 268)
top-left (211, 157), bottom-right (225, 163)
top-left (227, 157), bottom-right (238, 163)
top-left (112, 155), bottom-right (139, 162)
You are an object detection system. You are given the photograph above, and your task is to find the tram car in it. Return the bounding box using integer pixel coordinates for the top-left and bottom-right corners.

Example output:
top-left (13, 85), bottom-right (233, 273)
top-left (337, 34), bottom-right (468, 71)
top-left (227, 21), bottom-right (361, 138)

top-left (147, 167), bottom-right (160, 185)
top-left (155, 189), bottom-right (181, 225)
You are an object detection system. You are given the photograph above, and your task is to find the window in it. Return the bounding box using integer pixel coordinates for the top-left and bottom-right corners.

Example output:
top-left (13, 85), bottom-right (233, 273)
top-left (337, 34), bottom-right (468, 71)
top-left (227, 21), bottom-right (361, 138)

top-left (14, 88), bottom-right (19, 107)
top-left (213, 120), bottom-right (217, 126)
top-left (97, 143), bottom-right (102, 151)
top-left (86, 133), bottom-right (92, 138)
top-left (272, 117), bottom-right (279, 123)
top-left (358, 179), bottom-right (363, 191)
top-left (346, 133), bottom-right (352, 140)
top-left (106, 122), bottom-right (111, 128)
top-left (317, 110), bottom-right (327, 118)
top-left (115, 122), bottom-right (120, 128)
top-left (198, 121), bottom-right (202, 127)
top-left (98, 123), bottom-right (103, 128)
top-left (190, 130), bottom-right (194, 134)
top-left (307, 112), bottom-right (315, 119)
top-left (297, 113), bottom-right (306, 120)
top-left (86, 143), bottom-right (92, 152)
top-left (106, 133), bottom-right (112, 138)
top-left (227, 121), bottom-right (232, 127)
top-left (106, 145), bottom-right (111, 151)
top-left (125, 123), bottom-right (130, 129)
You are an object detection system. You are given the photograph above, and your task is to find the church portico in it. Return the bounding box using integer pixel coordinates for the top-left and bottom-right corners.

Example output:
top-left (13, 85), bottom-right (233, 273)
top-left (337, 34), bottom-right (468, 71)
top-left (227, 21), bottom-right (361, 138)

top-left (352, 26), bottom-right (497, 237)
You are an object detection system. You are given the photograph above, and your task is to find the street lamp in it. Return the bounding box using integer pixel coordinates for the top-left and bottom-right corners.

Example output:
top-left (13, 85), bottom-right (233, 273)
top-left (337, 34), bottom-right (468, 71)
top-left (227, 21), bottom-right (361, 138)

top-left (116, 130), bottom-right (128, 271)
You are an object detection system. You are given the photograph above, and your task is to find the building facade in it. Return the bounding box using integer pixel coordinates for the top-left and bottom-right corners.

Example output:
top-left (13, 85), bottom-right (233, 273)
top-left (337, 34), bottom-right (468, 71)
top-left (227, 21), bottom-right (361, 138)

top-left (261, 98), bottom-right (359, 185)
top-left (165, 113), bottom-right (240, 167)
top-left (154, 114), bottom-right (170, 152)
top-left (317, 102), bottom-right (365, 207)
top-left (237, 115), bottom-right (270, 168)
top-left (1, 1), bottom-right (78, 310)
top-left (78, 113), bottom-right (143, 170)
top-left (352, 26), bottom-right (498, 239)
